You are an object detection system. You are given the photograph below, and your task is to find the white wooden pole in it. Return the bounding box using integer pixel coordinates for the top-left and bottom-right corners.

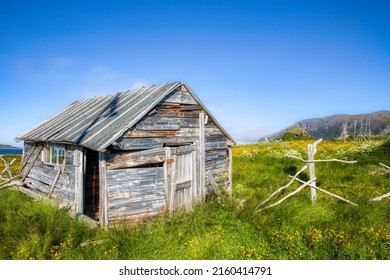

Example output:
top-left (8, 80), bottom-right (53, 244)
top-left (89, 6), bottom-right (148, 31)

top-left (308, 143), bottom-right (317, 204)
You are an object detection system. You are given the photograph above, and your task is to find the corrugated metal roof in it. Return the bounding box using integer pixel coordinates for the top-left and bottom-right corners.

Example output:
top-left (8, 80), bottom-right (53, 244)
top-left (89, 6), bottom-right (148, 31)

top-left (16, 82), bottom-right (235, 151)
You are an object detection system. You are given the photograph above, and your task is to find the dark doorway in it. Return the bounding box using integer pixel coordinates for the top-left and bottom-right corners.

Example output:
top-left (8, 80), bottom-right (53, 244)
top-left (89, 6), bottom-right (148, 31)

top-left (84, 149), bottom-right (100, 220)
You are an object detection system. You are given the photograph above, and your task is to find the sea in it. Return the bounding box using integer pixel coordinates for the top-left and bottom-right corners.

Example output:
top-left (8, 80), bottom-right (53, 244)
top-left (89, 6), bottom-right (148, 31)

top-left (0, 148), bottom-right (23, 155)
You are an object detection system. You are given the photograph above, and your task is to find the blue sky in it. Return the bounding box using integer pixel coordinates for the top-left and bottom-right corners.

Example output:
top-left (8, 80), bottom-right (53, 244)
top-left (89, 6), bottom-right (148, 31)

top-left (1, 0), bottom-right (389, 146)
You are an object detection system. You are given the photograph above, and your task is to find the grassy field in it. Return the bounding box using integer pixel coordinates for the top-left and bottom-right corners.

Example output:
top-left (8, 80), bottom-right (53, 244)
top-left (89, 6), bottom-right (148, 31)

top-left (0, 138), bottom-right (389, 259)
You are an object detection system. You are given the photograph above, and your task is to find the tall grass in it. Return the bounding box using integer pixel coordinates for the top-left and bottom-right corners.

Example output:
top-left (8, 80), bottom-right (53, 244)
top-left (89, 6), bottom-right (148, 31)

top-left (0, 138), bottom-right (389, 259)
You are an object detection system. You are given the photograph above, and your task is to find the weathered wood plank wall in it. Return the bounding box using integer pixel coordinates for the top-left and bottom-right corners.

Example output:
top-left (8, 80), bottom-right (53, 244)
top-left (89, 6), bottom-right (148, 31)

top-left (104, 87), bottom-right (232, 224)
top-left (106, 167), bottom-right (165, 223)
top-left (21, 142), bottom-right (77, 207)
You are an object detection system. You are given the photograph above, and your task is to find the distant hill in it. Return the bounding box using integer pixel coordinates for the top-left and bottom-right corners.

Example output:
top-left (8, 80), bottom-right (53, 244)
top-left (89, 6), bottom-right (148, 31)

top-left (259, 110), bottom-right (390, 141)
top-left (0, 144), bottom-right (13, 149)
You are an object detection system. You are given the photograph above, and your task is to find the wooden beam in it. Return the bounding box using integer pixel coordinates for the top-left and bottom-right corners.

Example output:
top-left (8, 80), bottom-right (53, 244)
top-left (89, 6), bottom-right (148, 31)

top-left (48, 159), bottom-right (67, 198)
top-left (74, 147), bottom-right (84, 213)
top-left (285, 154), bottom-right (357, 164)
top-left (228, 146), bottom-right (233, 193)
top-left (379, 162), bottom-right (390, 170)
top-left (199, 112), bottom-right (205, 200)
top-left (21, 146), bottom-right (43, 181)
top-left (308, 143), bottom-right (317, 204)
top-left (259, 178), bottom-right (317, 211)
top-left (371, 192), bottom-right (390, 201)
top-left (260, 164), bottom-right (308, 206)
top-left (99, 152), bottom-right (108, 228)
top-left (291, 176), bottom-right (358, 206)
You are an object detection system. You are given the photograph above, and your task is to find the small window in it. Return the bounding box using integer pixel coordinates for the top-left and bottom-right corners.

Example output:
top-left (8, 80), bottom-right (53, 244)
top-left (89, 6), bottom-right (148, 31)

top-left (43, 144), bottom-right (66, 165)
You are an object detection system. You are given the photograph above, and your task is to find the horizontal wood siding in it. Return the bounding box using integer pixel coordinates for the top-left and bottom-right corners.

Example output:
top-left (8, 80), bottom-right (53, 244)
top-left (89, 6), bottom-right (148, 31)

top-left (106, 167), bottom-right (165, 222)
top-left (112, 88), bottom-right (203, 151)
top-left (204, 120), bottom-right (230, 192)
top-left (106, 147), bottom-right (166, 169)
top-left (22, 142), bottom-right (77, 207)
top-left (103, 87), bottom-right (232, 222)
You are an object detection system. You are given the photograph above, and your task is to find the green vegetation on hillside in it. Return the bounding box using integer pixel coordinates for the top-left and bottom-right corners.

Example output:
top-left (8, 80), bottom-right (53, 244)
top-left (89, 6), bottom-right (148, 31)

top-left (282, 127), bottom-right (313, 141)
top-left (1, 139), bottom-right (390, 260)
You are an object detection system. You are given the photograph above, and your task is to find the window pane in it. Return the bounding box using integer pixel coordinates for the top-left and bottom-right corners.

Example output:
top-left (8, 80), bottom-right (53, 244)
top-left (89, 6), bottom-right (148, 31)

top-left (52, 147), bottom-right (58, 164)
top-left (58, 148), bottom-right (65, 164)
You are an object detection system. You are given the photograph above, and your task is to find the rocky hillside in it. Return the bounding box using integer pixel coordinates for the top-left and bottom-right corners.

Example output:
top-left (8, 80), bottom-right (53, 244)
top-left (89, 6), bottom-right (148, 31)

top-left (259, 110), bottom-right (390, 141)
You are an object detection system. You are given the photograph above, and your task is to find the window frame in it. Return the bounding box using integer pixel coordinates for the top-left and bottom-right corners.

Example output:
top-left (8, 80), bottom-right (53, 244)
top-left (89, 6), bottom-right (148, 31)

top-left (42, 144), bottom-right (66, 165)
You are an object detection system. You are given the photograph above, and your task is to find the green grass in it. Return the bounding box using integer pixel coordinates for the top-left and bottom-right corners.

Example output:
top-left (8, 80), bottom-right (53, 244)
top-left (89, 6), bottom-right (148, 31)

top-left (0, 154), bottom-right (22, 182)
top-left (0, 138), bottom-right (390, 260)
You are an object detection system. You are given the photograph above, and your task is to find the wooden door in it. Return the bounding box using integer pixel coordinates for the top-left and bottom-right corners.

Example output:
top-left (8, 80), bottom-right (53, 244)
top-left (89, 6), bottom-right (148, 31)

top-left (166, 145), bottom-right (198, 212)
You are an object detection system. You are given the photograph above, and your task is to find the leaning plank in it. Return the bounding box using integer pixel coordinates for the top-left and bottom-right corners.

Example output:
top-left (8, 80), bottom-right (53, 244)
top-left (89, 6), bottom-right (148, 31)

top-left (48, 160), bottom-right (67, 199)
top-left (20, 145), bottom-right (36, 172)
top-left (0, 175), bottom-right (20, 188)
top-left (21, 146), bottom-right (43, 181)
top-left (379, 162), bottom-right (390, 170)
top-left (260, 164), bottom-right (308, 206)
top-left (371, 192), bottom-right (390, 201)
top-left (258, 177), bottom-right (316, 211)
top-left (291, 176), bottom-right (358, 206)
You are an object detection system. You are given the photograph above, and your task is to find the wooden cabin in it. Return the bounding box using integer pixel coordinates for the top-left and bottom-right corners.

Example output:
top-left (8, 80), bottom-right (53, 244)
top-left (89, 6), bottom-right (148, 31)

top-left (16, 82), bottom-right (235, 227)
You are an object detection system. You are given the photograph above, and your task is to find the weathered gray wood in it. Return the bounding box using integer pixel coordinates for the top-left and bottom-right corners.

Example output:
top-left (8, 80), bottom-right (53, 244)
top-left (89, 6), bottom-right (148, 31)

top-left (308, 143), bottom-right (317, 204)
top-left (74, 146), bottom-right (84, 213)
top-left (162, 89), bottom-right (198, 105)
top-left (199, 112), bottom-right (205, 200)
top-left (27, 160), bottom-right (74, 188)
top-left (125, 129), bottom-right (177, 138)
top-left (108, 199), bottom-right (166, 215)
top-left (228, 146), bottom-right (233, 193)
top-left (205, 141), bottom-right (227, 151)
top-left (0, 178), bottom-right (21, 188)
top-left (107, 147), bottom-right (166, 169)
top-left (176, 144), bottom-right (196, 155)
top-left (114, 136), bottom-right (199, 150)
top-left (205, 150), bottom-right (226, 161)
top-left (164, 147), bottom-right (172, 212)
top-left (176, 180), bottom-right (191, 191)
top-left (291, 176), bottom-right (358, 206)
top-left (205, 157), bottom-right (227, 168)
top-left (285, 154), bottom-right (358, 164)
top-left (179, 104), bottom-right (203, 111)
top-left (0, 157), bottom-right (16, 179)
top-left (99, 152), bottom-right (108, 228)
top-left (259, 177), bottom-right (317, 211)
top-left (379, 162), bottom-right (390, 170)
top-left (20, 143), bottom-right (37, 173)
top-left (108, 189), bottom-right (165, 201)
top-left (106, 166), bottom-right (165, 222)
top-left (260, 164), bottom-right (309, 206)
top-left (136, 116), bottom-right (199, 130)
top-left (48, 159), bottom-right (67, 198)
top-left (371, 191), bottom-right (390, 201)
top-left (24, 177), bottom-right (51, 194)
top-left (21, 145), bottom-right (43, 181)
